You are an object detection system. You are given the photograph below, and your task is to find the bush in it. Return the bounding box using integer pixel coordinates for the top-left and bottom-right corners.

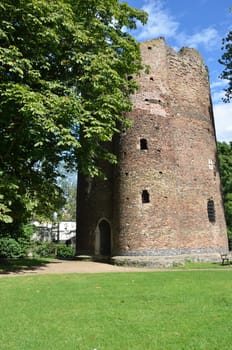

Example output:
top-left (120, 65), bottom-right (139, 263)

top-left (56, 244), bottom-right (74, 259)
top-left (0, 224), bottom-right (35, 258)
top-left (21, 224), bottom-right (35, 240)
top-left (31, 242), bottom-right (74, 259)
top-left (0, 238), bottom-right (24, 258)
top-left (35, 242), bottom-right (57, 258)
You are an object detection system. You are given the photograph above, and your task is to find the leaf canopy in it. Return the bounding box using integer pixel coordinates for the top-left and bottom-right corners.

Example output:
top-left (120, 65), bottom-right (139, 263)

top-left (219, 10), bottom-right (232, 102)
top-left (217, 141), bottom-right (232, 234)
top-left (0, 0), bottom-right (147, 226)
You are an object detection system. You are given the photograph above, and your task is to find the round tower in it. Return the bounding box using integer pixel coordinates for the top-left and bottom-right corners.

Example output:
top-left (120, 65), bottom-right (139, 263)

top-left (77, 38), bottom-right (228, 263)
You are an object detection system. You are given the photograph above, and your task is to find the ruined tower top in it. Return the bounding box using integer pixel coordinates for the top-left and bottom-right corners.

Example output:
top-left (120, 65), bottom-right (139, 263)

top-left (132, 37), bottom-right (211, 120)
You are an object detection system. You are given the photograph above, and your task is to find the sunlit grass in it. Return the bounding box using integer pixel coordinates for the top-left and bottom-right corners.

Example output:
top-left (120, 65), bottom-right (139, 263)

top-left (1, 270), bottom-right (232, 349)
top-left (174, 261), bottom-right (231, 269)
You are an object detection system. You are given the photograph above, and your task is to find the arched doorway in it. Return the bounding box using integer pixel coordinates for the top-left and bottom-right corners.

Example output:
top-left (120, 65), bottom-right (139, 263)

top-left (98, 220), bottom-right (111, 256)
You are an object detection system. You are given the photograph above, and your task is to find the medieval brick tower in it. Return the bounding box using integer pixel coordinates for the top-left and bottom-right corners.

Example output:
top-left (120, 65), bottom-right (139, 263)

top-left (77, 38), bottom-right (228, 265)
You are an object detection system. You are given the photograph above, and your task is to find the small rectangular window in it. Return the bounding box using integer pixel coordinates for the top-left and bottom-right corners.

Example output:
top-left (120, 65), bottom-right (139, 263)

top-left (207, 199), bottom-right (216, 222)
top-left (140, 138), bottom-right (148, 150)
top-left (142, 190), bottom-right (150, 203)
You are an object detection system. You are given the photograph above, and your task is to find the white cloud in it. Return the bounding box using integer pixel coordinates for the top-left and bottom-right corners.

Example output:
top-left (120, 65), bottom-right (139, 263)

top-left (210, 79), bottom-right (228, 103)
top-left (210, 80), bottom-right (231, 142)
top-left (176, 28), bottom-right (220, 50)
top-left (136, 1), bottom-right (219, 51)
top-left (212, 90), bottom-right (225, 103)
top-left (211, 80), bottom-right (228, 90)
top-left (137, 0), bottom-right (179, 40)
top-left (213, 102), bottom-right (232, 142)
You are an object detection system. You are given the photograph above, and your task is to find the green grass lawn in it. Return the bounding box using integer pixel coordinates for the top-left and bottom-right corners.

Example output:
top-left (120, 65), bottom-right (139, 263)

top-left (1, 270), bottom-right (232, 350)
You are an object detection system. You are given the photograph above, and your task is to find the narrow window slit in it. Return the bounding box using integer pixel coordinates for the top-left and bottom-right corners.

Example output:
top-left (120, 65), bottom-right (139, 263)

top-left (207, 199), bottom-right (216, 222)
top-left (140, 138), bottom-right (148, 150)
top-left (142, 190), bottom-right (150, 203)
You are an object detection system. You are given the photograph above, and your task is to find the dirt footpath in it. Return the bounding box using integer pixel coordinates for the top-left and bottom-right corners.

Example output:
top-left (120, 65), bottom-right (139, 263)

top-left (0, 259), bottom-right (157, 277)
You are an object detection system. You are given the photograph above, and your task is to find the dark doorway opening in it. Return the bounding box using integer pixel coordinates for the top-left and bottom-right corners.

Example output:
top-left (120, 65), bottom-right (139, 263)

top-left (99, 220), bottom-right (111, 256)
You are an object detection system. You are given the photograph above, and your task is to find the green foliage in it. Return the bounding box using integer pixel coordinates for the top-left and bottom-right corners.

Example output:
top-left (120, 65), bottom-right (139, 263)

top-left (219, 13), bottom-right (232, 102)
top-left (56, 244), bottom-right (74, 259)
top-left (0, 237), bottom-right (24, 258)
top-left (217, 141), bottom-right (232, 235)
top-left (20, 223), bottom-right (36, 240)
top-left (33, 242), bottom-right (74, 258)
top-left (0, 0), bottom-right (147, 232)
top-left (57, 170), bottom-right (77, 220)
top-left (228, 226), bottom-right (232, 237)
top-left (0, 194), bottom-right (12, 223)
top-left (0, 223), bottom-right (35, 258)
top-left (35, 242), bottom-right (57, 258)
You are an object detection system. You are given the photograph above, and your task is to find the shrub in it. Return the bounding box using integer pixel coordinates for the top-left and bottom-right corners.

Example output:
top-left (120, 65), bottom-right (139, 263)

top-left (31, 242), bottom-right (75, 259)
top-left (0, 238), bottom-right (24, 258)
top-left (35, 242), bottom-right (57, 258)
top-left (56, 244), bottom-right (74, 259)
top-left (0, 224), bottom-right (35, 258)
top-left (21, 224), bottom-right (35, 240)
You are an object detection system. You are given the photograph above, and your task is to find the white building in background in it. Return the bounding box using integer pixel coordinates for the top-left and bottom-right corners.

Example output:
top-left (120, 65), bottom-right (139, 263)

top-left (58, 221), bottom-right (76, 243)
top-left (32, 221), bottom-right (76, 247)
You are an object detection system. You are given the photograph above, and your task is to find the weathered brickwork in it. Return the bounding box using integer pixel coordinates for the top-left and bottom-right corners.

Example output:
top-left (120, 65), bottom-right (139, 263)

top-left (77, 38), bottom-right (228, 261)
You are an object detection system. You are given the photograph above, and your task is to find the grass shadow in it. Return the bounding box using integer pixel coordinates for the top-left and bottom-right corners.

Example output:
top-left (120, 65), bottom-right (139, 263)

top-left (0, 258), bottom-right (57, 275)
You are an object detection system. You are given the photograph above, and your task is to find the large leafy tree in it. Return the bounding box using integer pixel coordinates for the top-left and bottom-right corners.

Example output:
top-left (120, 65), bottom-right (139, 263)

top-left (218, 10), bottom-right (232, 236)
top-left (217, 142), bottom-right (232, 235)
top-left (0, 0), bottom-right (147, 232)
top-left (219, 8), bottom-right (232, 101)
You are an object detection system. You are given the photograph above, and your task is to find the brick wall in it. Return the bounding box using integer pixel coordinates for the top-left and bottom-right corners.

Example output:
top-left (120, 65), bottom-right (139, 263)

top-left (77, 38), bottom-right (228, 258)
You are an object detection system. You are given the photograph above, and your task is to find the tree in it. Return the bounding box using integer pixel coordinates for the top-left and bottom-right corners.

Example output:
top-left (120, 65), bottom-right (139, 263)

top-left (219, 8), bottom-right (232, 101)
top-left (217, 141), bottom-right (232, 235)
top-left (62, 180), bottom-right (76, 221)
top-left (218, 11), bottom-right (232, 236)
top-left (0, 0), bottom-right (147, 231)
top-left (57, 171), bottom-right (77, 221)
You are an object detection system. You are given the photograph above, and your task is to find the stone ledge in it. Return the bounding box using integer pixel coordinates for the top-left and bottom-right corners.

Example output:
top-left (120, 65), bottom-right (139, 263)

top-left (111, 253), bottom-right (222, 268)
top-left (75, 255), bottom-right (93, 261)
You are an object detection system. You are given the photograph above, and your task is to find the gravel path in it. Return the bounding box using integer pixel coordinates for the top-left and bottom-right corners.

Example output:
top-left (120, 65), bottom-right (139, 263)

top-left (0, 259), bottom-right (157, 277)
top-left (1, 259), bottom-right (230, 277)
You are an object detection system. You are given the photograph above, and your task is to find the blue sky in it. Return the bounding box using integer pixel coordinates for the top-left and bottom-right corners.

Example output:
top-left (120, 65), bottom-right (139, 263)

top-left (125, 0), bottom-right (232, 142)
